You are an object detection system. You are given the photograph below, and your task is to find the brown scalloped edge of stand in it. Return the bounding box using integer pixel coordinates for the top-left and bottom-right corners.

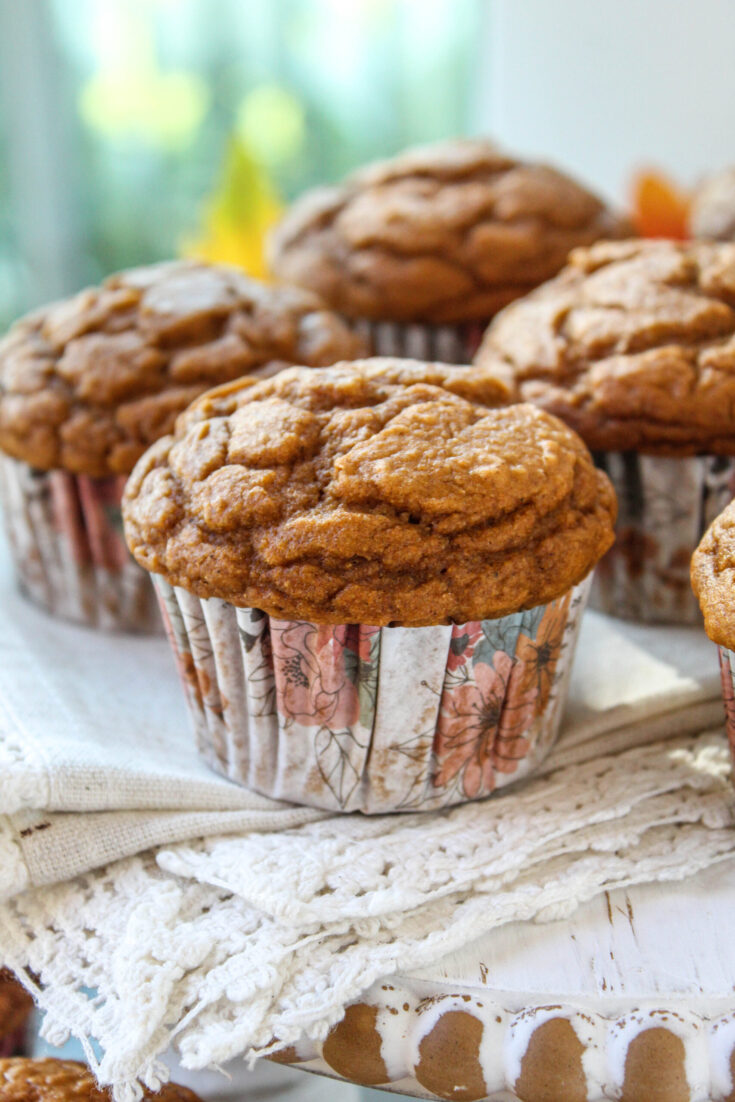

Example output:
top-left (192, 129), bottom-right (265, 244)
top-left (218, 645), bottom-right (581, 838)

top-left (266, 984), bottom-right (735, 1102)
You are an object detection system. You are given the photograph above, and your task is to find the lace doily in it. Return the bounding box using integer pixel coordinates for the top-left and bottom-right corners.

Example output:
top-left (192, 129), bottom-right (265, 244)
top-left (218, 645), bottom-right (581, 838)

top-left (1, 732), bottom-right (733, 1101)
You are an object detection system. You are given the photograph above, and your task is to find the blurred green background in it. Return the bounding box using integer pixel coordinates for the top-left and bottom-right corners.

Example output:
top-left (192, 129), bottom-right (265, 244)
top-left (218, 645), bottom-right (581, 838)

top-left (0, 0), bottom-right (484, 331)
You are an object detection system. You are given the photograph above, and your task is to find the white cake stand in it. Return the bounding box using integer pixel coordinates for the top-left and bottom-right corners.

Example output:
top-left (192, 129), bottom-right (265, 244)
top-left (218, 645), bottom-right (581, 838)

top-left (272, 859), bottom-right (735, 1101)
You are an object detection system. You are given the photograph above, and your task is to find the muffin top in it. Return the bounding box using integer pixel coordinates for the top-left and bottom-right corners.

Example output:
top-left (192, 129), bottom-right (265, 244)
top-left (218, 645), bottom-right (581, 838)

top-left (475, 239), bottom-right (735, 455)
top-left (692, 500), bottom-right (735, 650)
top-left (0, 974), bottom-right (32, 1039)
top-left (0, 261), bottom-right (366, 478)
top-left (268, 138), bottom-right (630, 325)
top-left (123, 358), bottom-right (616, 626)
top-left (691, 167), bottom-right (735, 240)
top-left (0, 1061), bottom-right (201, 1102)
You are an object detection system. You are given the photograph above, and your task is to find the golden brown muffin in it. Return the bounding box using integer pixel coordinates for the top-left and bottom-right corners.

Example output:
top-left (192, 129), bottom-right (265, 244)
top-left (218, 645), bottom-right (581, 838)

top-left (0, 261), bottom-right (367, 478)
top-left (692, 499), bottom-right (735, 649)
top-left (691, 167), bottom-right (735, 240)
top-left (123, 358), bottom-right (616, 625)
top-left (475, 238), bottom-right (735, 455)
top-left (0, 974), bottom-right (32, 1046)
top-left (269, 138), bottom-right (631, 325)
top-left (0, 1060), bottom-right (201, 1102)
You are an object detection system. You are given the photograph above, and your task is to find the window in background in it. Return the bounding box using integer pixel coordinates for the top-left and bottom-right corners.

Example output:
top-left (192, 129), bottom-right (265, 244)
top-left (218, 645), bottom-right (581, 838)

top-left (0, 109), bottom-right (20, 327)
top-left (0, 0), bottom-right (484, 330)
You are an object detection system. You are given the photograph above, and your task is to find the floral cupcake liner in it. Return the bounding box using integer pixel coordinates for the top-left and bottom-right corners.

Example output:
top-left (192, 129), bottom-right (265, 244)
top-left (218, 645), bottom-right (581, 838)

top-left (154, 574), bottom-right (591, 814)
top-left (591, 452), bottom-right (735, 625)
top-left (0, 454), bottom-right (161, 633)
top-left (718, 647), bottom-right (735, 764)
top-left (351, 319), bottom-right (486, 364)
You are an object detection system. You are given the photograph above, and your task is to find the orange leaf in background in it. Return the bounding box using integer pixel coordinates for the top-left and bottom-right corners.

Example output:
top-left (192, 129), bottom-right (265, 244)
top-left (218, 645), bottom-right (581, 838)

top-left (631, 169), bottom-right (691, 240)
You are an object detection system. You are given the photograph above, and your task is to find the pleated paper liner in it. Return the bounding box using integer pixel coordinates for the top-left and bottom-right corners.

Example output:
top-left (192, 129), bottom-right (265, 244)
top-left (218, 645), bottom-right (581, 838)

top-left (591, 452), bottom-right (735, 625)
top-left (352, 319), bottom-right (486, 363)
top-left (718, 647), bottom-right (735, 769)
top-left (0, 1026), bottom-right (28, 1058)
top-left (155, 574), bottom-right (591, 814)
top-left (0, 455), bottom-right (161, 633)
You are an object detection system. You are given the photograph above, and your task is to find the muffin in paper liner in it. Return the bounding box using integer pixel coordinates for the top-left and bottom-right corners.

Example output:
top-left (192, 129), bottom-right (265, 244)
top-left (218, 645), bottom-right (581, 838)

top-left (0, 455), bottom-right (160, 633)
top-left (351, 319), bottom-right (486, 365)
top-left (154, 575), bottom-right (591, 814)
top-left (591, 452), bottom-right (735, 625)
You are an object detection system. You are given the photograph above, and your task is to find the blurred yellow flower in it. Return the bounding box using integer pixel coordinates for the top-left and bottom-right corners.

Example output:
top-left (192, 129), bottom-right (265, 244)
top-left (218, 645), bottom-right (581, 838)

top-left (78, 7), bottom-right (209, 151)
top-left (183, 137), bottom-right (283, 280)
top-left (236, 84), bottom-right (305, 167)
top-left (80, 69), bottom-right (209, 150)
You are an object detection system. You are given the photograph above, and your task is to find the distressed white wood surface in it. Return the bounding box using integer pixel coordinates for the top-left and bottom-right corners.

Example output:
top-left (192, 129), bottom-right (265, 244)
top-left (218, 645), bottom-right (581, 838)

top-left (287, 859), bottom-right (735, 1101)
top-left (408, 859), bottom-right (735, 1004)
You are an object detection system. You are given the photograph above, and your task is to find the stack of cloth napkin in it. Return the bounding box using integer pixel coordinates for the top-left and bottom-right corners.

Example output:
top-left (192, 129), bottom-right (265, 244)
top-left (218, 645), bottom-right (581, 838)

top-left (0, 547), bottom-right (733, 1100)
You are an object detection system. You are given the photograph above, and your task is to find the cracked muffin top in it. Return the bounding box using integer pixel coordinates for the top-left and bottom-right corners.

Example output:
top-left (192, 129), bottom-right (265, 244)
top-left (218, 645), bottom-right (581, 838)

top-left (123, 358), bottom-right (616, 625)
top-left (475, 239), bottom-right (735, 455)
top-left (0, 1060), bottom-right (202, 1102)
top-left (0, 260), bottom-right (367, 478)
top-left (692, 500), bottom-right (735, 650)
top-left (268, 138), bottom-right (630, 325)
top-left (0, 974), bottom-right (32, 1040)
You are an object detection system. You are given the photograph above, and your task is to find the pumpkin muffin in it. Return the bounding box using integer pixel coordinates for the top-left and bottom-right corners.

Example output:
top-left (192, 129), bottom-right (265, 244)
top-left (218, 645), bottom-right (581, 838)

top-left (0, 975), bottom-right (33, 1058)
top-left (692, 500), bottom-right (735, 759)
top-left (475, 238), bottom-right (735, 623)
top-left (124, 358), bottom-right (615, 813)
top-left (0, 1059), bottom-right (202, 1102)
top-left (269, 138), bottom-right (630, 363)
top-left (0, 260), bottom-right (366, 631)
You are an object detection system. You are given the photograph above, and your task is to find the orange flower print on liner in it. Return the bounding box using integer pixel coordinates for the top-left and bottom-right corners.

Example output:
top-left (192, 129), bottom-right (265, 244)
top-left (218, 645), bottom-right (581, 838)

top-left (270, 621), bottom-right (379, 728)
top-left (48, 471), bottom-right (130, 571)
top-left (446, 621), bottom-right (484, 673)
top-left (433, 651), bottom-right (539, 799)
top-left (511, 593), bottom-right (571, 715)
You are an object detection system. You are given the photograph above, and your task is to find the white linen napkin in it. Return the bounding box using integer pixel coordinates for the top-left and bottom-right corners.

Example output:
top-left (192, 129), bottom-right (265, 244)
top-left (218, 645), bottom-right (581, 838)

top-left (0, 541), bottom-right (724, 897)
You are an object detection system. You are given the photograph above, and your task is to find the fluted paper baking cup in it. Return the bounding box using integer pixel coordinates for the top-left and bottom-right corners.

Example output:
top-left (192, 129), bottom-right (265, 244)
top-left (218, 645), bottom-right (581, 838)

top-left (155, 575), bottom-right (591, 813)
top-left (718, 647), bottom-right (735, 765)
top-left (0, 1025), bottom-right (27, 1058)
top-left (591, 452), bottom-right (735, 625)
top-left (352, 319), bottom-right (486, 364)
top-left (0, 454), bottom-right (161, 632)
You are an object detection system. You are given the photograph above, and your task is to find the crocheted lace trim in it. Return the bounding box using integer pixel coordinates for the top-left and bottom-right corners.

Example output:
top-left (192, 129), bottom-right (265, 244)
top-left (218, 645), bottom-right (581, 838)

top-left (0, 731), bottom-right (732, 1100)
